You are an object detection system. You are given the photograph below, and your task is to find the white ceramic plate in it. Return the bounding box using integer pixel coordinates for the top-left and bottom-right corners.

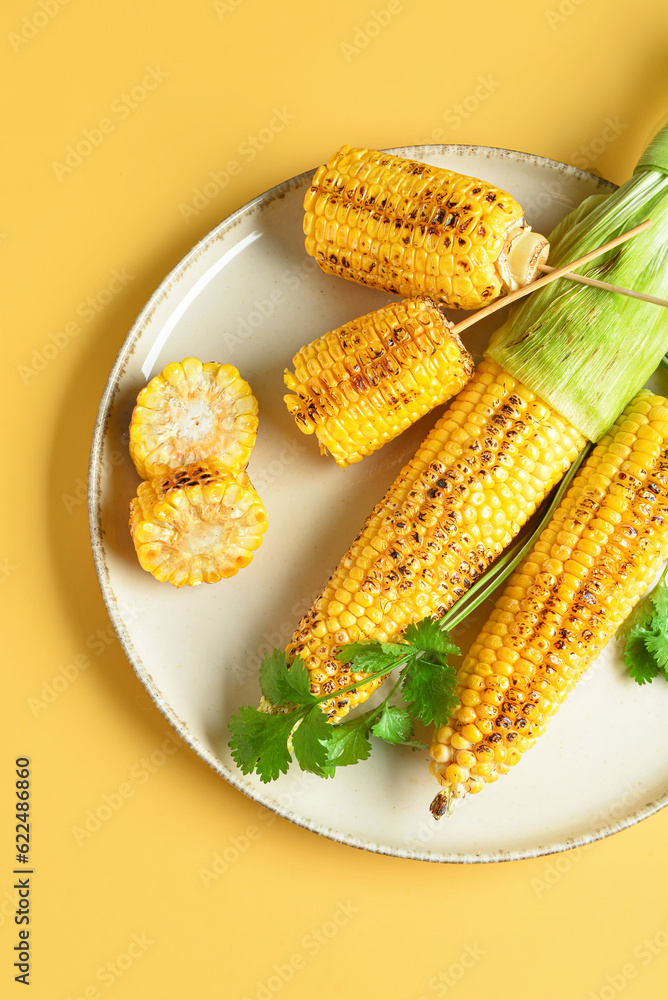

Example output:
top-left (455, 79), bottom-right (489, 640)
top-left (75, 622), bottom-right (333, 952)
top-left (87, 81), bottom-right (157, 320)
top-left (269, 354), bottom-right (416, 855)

top-left (89, 145), bottom-right (668, 863)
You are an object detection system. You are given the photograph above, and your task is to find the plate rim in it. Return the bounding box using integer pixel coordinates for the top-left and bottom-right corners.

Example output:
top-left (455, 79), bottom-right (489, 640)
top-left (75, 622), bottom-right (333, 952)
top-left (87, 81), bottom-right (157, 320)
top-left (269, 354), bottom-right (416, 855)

top-left (89, 143), bottom-right (666, 864)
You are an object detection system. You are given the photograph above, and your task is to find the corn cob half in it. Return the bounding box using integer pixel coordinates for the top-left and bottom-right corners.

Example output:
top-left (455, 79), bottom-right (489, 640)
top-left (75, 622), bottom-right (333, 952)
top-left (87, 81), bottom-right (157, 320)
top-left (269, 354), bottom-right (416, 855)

top-left (283, 297), bottom-right (474, 467)
top-left (129, 358), bottom-right (258, 481)
top-left (429, 392), bottom-right (668, 815)
top-left (304, 145), bottom-right (549, 310)
top-left (129, 459), bottom-right (268, 587)
top-left (286, 359), bottom-right (585, 719)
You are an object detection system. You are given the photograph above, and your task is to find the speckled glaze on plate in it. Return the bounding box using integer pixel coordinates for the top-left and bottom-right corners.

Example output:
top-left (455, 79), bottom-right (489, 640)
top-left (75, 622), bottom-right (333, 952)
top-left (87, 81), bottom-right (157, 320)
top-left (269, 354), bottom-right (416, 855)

top-left (89, 145), bottom-right (668, 863)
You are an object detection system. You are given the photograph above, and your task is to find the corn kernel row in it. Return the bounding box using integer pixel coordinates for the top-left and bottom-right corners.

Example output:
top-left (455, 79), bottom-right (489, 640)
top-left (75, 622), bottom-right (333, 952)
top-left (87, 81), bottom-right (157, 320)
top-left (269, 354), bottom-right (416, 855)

top-left (304, 145), bottom-right (529, 310)
top-left (284, 297), bottom-right (473, 466)
top-left (286, 359), bottom-right (586, 719)
top-left (429, 392), bottom-right (668, 814)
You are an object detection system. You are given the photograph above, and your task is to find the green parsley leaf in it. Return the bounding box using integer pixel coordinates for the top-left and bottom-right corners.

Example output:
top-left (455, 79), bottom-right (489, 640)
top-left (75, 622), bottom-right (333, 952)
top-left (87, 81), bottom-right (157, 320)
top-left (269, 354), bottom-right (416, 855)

top-left (259, 650), bottom-right (315, 706)
top-left (652, 579), bottom-right (668, 618)
top-left (324, 712), bottom-right (374, 769)
top-left (292, 708), bottom-right (332, 777)
top-left (644, 628), bottom-right (668, 672)
top-left (401, 653), bottom-right (459, 728)
top-left (228, 706), bottom-right (298, 783)
top-left (335, 639), bottom-right (407, 674)
top-left (625, 630), bottom-right (661, 685)
top-left (403, 617), bottom-right (460, 657)
top-left (371, 703), bottom-right (423, 748)
top-left (622, 574), bottom-right (668, 685)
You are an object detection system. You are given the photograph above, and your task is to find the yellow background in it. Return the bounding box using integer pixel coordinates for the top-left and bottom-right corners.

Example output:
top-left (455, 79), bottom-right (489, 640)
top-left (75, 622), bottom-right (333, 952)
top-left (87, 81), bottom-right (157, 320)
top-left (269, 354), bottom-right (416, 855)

top-left (3, 0), bottom-right (668, 996)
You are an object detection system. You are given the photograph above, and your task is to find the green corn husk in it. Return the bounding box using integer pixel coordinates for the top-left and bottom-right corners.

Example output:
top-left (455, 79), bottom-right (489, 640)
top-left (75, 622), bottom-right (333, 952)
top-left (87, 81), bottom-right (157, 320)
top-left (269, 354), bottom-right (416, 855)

top-left (487, 124), bottom-right (668, 441)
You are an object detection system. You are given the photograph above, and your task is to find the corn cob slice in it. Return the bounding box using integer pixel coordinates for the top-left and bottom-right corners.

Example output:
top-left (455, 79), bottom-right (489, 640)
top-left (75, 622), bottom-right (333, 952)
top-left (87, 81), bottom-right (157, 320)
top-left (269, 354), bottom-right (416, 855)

top-left (129, 358), bottom-right (258, 481)
top-left (286, 359), bottom-right (586, 720)
top-left (429, 392), bottom-right (668, 815)
top-left (129, 459), bottom-right (267, 587)
top-left (283, 297), bottom-right (474, 467)
top-left (304, 145), bottom-right (549, 310)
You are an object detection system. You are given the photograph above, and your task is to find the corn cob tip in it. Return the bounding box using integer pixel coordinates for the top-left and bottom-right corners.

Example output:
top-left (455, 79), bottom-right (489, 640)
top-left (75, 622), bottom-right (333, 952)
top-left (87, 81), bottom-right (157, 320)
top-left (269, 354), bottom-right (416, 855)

top-left (500, 227), bottom-right (550, 292)
top-left (429, 788), bottom-right (453, 819)
top-left (427, 391), bottom-right (668, 810)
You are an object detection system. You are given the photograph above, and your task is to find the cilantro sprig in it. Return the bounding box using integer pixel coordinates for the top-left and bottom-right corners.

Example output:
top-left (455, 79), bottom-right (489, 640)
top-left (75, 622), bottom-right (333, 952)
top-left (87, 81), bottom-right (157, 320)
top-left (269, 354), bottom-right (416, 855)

top-left (620, 564), bottom-right (668, 685)
top-left (228, 617), bottom-right (459, 783)
top-left (228, 445), bottom-right (592, 784)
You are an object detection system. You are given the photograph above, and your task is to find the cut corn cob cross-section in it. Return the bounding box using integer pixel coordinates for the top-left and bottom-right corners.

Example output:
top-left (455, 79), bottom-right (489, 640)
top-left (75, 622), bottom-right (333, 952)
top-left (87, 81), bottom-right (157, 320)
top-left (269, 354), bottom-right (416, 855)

top-left (429, 392), bottom-right (668, 815)
top-left (285, 359), bottom-right (586, 720)
top-left (129, 459), bottom-right (268, 587)
top-left (304, 145), bottom-right (549, 310)
top-left (283, 296), bottom-right (474, 467)
top-left (129, 358), bottom-right (259, 481)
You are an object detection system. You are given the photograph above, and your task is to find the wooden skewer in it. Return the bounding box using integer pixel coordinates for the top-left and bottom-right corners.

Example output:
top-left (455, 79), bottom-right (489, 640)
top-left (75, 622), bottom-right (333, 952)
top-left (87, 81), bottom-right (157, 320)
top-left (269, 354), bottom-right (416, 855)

top-left (451, 219), bottom-right (653, 336)
top-left (536, 263), bottom-right (668, 308)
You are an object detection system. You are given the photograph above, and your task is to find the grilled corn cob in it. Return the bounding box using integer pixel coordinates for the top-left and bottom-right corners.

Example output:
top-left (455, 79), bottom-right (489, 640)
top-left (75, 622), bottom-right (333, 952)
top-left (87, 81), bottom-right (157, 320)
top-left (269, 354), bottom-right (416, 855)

top-left (283, 297), bottom-right (474, 467)
top-left (286, 359), bottom-right (585, 719)
top-left (129, 459), bottom-right (267, 587)
top-left (304, 145), bottom-right (549, 310)
top-left (129, 358), bottom-right (258, 481)
top-left (429, 392), bottom-right (668, 815)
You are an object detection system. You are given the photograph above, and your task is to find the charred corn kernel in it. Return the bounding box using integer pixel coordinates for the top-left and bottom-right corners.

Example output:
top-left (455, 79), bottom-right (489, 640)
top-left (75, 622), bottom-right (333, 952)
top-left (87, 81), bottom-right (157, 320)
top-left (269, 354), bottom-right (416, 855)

top-left (129, 359), bottom-right (258, 480)
top-left (129, 459), bottom-right (267, 587)
top-left (284, 297), bottom-right (474, 466)
top-left (429, 392), bottom-right (668, 817)
top-left (304, 145), bottom-right (549, 310)
top-left (285, 359), bottom-right (585, 720)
